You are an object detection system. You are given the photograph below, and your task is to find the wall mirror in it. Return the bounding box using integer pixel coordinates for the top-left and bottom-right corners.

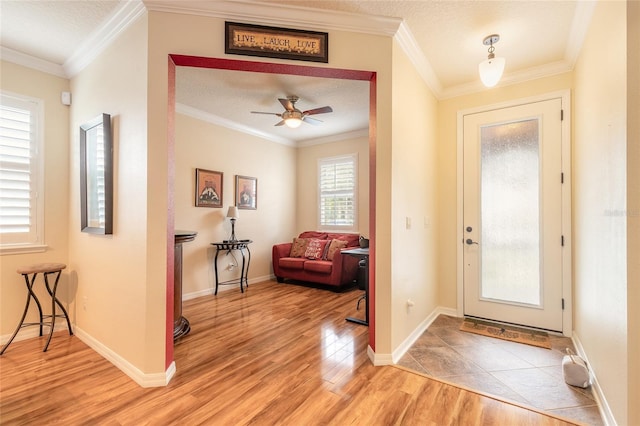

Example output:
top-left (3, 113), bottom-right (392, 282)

top-left (80, 113), bottom-right (113, 234)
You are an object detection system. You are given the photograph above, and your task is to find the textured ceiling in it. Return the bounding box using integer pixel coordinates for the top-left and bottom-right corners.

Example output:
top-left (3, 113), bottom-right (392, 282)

top-left (259, 0), bottom-right (578, 88)
top-left (0, 0), bottom-right (592, 145)
top-left (0, 0), bottom-right (122, 65)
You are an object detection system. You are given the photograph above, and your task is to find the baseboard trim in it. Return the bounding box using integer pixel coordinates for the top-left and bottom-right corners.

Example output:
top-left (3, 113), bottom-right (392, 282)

top-left (391, 306), bottom-right (458, 364)
top-left (74, 326), bottom-right (174, 388)
top-left (0, 321), bottom-right (70, 345)
top-left (572, 332), bottom-right (616, 426)
top-left (182, 275), bottom-right (274, 300)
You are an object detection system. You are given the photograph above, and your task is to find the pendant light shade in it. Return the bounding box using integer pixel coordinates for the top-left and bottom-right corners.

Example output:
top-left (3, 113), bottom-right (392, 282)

top-left (479, 34), bottom-right (505, 88)
top-left (479, 56), bottom-right (505, 87)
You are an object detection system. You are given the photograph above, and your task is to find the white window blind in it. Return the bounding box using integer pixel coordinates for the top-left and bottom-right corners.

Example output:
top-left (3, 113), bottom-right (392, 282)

top-left (0, 92), bottom-right (43, 249)
top-left (318, 154), bottom-right (357, 230)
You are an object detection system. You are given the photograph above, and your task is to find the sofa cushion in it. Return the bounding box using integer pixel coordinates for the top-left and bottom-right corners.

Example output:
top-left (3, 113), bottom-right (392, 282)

top-left (325, 239), bottom-right (348, 261)
top-left (304, 260), bottom-right (333, 274)
top-left (289, 237), bottom-right (308, 257)
top-left (304, 239), bottom-right (329, 260)
top-left (279, 257), bottom-right (306, 270)
top-left (327, 233), bottom-right (359, 247)
top-left (299, 231), bottom-right (328, 240)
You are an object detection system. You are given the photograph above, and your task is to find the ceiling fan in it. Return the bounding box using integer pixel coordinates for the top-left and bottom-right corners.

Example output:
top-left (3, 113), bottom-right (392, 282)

top-left (251, 95), bottom-right (333, 128)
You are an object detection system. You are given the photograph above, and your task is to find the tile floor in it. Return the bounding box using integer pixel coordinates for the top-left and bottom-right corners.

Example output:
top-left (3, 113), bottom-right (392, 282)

top-left (398, 315), bottom-right (604, 426)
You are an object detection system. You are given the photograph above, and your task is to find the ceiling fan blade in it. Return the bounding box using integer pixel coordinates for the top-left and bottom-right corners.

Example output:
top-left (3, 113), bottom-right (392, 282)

top-left (278, 98), bottom-right (295, 111)
top-left (274, 120), bottom-right (286, 126)
top-left (251, 111), bottom-right (282, 117)
top-left (303, 106), bottom-right (333, 116)
top-left (302, 116), bottom-right (323, 125)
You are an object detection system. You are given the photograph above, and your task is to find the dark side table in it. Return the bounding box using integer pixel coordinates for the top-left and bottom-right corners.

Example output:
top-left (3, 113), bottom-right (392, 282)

top-left (211, 240), bottom-right (252, 295)
top-left (342, 247), bottom-right (369, 326)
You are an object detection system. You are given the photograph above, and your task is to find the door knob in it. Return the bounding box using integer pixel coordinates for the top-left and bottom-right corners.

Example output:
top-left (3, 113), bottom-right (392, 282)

top-left (465, 239), bottom-right (479, 245)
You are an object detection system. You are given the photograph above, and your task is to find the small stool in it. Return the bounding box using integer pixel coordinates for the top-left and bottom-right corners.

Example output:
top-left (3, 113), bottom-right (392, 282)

top-left (0, 263), bottom-right (73, 355)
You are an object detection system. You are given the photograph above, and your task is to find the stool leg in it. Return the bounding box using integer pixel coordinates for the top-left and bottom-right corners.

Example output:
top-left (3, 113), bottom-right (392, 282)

top-left (0, 273), bottom-right (40, 355)
top-left (48, 271), bottom-right (73, 336)
top-left (42, 270), bottom-right (72, 352)
top-left (25, 273), bottom-right (45, 336)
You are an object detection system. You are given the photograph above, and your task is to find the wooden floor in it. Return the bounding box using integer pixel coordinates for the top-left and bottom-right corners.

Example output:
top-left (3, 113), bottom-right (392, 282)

top-left (0, 280), bottom-right (580, 425)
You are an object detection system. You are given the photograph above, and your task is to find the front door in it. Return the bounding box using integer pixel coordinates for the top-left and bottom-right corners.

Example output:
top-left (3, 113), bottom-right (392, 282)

top-left (462, 98), bottom-right (564, 331)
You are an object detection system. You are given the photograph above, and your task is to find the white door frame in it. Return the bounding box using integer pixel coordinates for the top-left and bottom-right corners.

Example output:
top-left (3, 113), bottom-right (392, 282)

top-left (456, 90), bottom-right (573, 336)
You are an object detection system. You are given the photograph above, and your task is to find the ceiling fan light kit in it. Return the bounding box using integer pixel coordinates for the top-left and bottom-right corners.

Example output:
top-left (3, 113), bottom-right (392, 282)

top-left (479, 34), bottom-right (505, 88)
top-left (283, 110), bottom-right (303, 128)
top-left (251, 95), bottom-right (333, 128)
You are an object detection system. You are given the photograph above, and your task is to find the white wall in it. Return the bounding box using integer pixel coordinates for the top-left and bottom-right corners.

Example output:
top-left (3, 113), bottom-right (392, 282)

top-left (297, 136), bottom-right (370, 236)
top-left (573, 1), bottom-right (628, 424)
top-left (146, 10), bottom-right (399, 358)
top-left (437, 73), bottom-right (574, 310)
top-left (68, 16), bottom-right (155, 375)
top-left (390, 40), bottom-right (439, 353)
top-left (627, 2), bottom-right (640, 423)
top-left (174, 112), bottom-right (297, 296)
top-left (0, 61), bottom-right (70, 340)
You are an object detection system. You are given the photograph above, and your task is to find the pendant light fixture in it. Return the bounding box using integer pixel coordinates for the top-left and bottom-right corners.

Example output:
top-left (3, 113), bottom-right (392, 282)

top-left (478, 34), bottom-right (505, 88)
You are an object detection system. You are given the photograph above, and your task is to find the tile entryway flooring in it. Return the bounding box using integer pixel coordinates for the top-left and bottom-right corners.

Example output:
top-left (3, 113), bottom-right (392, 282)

top-left (398, 315), bottom-right (604, 426)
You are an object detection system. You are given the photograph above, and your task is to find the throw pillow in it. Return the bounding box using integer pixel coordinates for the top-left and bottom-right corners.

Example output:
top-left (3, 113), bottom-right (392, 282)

top-left (325, 239), bottom-right (348, 261)
top-left (289, 238), bottom-right (308, 257)
top-left (304, 239), bottom-right (329, 260)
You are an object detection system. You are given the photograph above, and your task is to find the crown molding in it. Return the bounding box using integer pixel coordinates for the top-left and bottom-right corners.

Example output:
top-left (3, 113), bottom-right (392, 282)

top-left (439, 59), bottom-right (574, 100)
top-left (394, 21), bottom-right (443, 98)
top-left (144, 0), bottom-right (401, 36)
top-left (1, 47), bottom-right (66, 78)
top-left (176, 102), bottom-right (365, 148)
top-left (564, 0), bottom-right (597, 67)
top-left (297, 128), bottom-right (369, 148)
top-left (176, 102), bottom-right (296, 147)
top-left (63, 0), bottom-right (147, 77)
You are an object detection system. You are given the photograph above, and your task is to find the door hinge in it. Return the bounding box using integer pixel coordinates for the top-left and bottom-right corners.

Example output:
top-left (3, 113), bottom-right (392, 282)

top-left (561, 172), bottom-right (564, 183)
top-left (561, 235), bottom-right (565, 246)
top-left (562, 298), bottom-right (565, 310)
top-left (561, 109), bottom-right (564, 121)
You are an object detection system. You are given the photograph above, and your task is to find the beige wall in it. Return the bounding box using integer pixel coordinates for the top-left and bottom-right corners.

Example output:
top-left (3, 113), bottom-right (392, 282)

top-left (573, 1), bottom-right (628, 424)
top-left (627, 2), bottom-right (640, 423)
top-left (390, 41), bottom-right (439, 351)
top-left (68, 16), bottom-right (154, 372)
top-left (175, 112), bottom-right (297, 295)
top-left (147, 11), bottom-right (397, 358)
top-left (296, 136), bottom-right (369, 235)
top-left (0, 61), bottom-right (70, 339)
top-left (436, 73), bottom-right (573, 310)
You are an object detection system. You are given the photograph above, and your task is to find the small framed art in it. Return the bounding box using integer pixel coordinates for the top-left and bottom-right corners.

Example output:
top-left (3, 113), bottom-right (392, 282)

top-left (195, 168), bottom-right (223, 208)
top-left (235, 175), bottom-right (257, 210)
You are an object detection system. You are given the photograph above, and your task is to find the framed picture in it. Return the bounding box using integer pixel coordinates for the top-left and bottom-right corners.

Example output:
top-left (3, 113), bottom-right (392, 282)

top-left (225, 22), bottom-right (328, 63)
top-left (235, 175), bottom-right (257, 210)
top-left (195, 168), bottom-right (223, 208)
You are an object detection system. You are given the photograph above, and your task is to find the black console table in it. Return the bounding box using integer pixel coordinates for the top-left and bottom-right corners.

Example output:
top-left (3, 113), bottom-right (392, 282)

top-left (211, 240), bottom-right (252, 295)
top-left (342, 247), bottom-right (369, 326)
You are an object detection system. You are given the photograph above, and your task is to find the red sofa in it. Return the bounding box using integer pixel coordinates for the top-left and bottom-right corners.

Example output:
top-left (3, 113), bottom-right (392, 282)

top-left (272, 231), bottom-right (360, 288)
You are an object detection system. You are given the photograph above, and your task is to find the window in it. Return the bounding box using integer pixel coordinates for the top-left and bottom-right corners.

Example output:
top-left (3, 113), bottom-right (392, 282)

top-left (0, 92), bottom-right (44, 252)
top-left (318, 154), bottom-right (357, 231)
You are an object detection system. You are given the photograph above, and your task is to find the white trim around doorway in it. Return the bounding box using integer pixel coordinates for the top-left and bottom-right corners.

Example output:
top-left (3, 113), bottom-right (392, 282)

top-left (455, 90), bottom-right (573, 336)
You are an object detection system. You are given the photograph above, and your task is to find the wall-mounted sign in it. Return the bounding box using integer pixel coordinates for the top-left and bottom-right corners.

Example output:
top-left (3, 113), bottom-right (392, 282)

top-left (225, 22), bottom-right (328, 63)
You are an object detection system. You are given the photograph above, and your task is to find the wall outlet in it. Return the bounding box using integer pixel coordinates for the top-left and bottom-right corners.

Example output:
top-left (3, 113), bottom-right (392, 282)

top-left (83, 296), bottom-right (88, 311)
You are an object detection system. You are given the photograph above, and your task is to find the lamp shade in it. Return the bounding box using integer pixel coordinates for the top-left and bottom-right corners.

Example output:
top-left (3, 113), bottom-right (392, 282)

top-left (226, 206), bottom-right (239, 219)
top-left (284, 117), bottom-right (303, 128)
top-left (478, 56), bottom-right (505, 87)
top-left (282, 110), bottom-right (303, 128)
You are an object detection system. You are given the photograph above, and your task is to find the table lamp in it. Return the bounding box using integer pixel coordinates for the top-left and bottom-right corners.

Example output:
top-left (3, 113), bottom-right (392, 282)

top-left (226, 206), bottom-right (239, 242)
